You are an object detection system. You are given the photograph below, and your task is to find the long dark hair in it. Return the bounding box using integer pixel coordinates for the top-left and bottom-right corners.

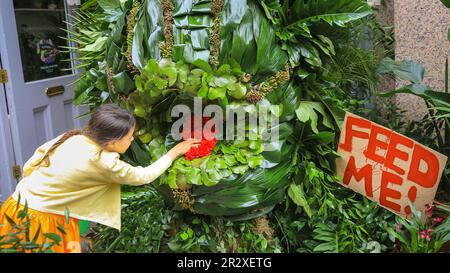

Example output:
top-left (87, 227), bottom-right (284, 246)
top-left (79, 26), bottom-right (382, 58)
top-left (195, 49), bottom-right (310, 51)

top-left (33, 104), bottom-right (136, 167)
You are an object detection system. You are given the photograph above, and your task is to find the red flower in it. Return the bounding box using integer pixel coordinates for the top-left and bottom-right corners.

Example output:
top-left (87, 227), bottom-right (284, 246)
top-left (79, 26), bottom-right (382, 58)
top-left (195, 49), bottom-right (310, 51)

top-left (432, 217), bottom-right (443, 226)
top-left (419, 228), bottom-right (433, 241)
top-left (183, 116), bottom-right (217, 160)
top-left (426, 205), bottom-right (435, 218)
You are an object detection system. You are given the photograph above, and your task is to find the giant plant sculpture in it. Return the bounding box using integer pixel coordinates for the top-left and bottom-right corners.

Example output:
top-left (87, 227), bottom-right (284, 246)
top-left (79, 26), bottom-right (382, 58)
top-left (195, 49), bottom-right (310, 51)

top-left (69, 0), bottom-right (372, 220)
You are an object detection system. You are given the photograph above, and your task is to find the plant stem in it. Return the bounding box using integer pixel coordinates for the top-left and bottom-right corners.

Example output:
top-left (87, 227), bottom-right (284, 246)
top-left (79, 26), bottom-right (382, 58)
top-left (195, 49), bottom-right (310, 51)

top-left (425, 101), bottom-right (445, 153)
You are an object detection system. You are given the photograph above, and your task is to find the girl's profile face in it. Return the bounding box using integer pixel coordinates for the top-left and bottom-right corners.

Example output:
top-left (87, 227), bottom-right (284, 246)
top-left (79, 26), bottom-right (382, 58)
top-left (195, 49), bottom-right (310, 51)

top-left (105, 125), bottom-right (135, 154)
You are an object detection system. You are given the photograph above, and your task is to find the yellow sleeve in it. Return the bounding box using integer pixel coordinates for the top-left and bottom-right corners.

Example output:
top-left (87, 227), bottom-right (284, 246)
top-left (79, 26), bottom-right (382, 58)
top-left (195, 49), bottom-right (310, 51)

top-left (94, 151), bottom-right (173, 186)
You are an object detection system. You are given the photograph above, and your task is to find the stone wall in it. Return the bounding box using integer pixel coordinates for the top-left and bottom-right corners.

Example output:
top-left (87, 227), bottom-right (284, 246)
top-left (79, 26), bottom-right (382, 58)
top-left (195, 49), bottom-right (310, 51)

top-left (393, 0), bottom-right (450, 121)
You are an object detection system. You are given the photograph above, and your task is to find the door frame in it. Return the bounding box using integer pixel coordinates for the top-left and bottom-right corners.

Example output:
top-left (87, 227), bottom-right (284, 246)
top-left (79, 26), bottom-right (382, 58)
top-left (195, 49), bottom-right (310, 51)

top-left (0, 55), bottom-right (16, 201)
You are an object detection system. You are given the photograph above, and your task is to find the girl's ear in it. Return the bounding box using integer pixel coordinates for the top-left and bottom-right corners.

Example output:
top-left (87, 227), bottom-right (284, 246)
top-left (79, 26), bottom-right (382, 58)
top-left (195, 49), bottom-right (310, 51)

top-left (105, 140), bottom-right (116, 150)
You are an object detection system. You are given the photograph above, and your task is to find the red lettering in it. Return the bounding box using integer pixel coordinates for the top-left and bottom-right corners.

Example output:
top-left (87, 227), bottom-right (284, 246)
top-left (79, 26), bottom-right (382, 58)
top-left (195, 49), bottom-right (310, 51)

top-left (364, 124), bottom-right (392, 164)
top-left (339, 116), bottom-right (371, 152)
top-left (380, 170), bottom-right (403, 212)
top-left (343, 156), bottom-right (373, 197)
top-left (407, 144), bottom-right (440, 188)
top-left (384, 133), bottom-right (413, 175)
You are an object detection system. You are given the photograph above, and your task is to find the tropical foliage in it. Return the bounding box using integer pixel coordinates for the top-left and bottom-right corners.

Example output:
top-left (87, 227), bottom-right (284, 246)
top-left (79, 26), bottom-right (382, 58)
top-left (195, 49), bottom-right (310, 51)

top-left (67, 0), bottom-right (449, 253)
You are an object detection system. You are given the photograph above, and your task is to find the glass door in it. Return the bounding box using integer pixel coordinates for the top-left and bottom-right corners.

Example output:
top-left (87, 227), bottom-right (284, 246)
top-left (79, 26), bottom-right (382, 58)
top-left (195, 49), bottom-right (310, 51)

top-left (13, 0), bottom-right (73, 82)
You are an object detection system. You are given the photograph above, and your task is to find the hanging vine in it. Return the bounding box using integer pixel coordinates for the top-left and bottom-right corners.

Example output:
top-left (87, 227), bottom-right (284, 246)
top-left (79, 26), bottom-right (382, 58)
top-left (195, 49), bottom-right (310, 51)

top-left (209, 0), bottom-right (225, 68)
top-left (105, 63), bottom-right (116, 94)
top-left (126, 0), bottom-right (140, 77)
top-left (159, 0), bottom-right (174, 58)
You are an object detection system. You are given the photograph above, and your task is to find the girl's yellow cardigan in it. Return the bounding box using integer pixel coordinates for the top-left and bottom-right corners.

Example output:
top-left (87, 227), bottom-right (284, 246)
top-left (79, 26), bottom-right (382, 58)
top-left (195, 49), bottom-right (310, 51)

top-left (11, 134), bottom-right (173, 231)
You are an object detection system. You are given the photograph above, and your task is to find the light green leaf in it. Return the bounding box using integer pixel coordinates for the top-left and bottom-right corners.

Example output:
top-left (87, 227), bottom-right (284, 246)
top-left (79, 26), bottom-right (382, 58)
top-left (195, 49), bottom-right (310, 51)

top-left (376, 57), bottom-right (425, 84)
top-left (288, 184), bottom-right (312, 218)
top-left (208, 86), bottom-right (227, 101)
top-left (80, 36), bottom-right (108, 52)
top-left (295, 101), bottom-right (332, 133)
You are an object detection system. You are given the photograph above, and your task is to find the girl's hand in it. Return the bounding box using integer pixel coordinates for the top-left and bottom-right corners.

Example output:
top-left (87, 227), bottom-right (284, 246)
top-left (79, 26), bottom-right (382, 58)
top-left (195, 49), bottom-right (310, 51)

top-left (167, 138), bottom-right (202, 161)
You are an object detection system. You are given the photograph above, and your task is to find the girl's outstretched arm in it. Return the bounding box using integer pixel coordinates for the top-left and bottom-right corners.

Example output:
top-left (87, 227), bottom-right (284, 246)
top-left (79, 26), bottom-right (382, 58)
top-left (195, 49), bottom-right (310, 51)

top-left (95, 138), bottom-right (201, 186)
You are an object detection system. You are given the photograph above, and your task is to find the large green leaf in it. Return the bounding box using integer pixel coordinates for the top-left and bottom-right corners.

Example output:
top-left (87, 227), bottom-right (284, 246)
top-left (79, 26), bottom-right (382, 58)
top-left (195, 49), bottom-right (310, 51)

top-left (172, 0), bottom-right (212, 64)
top-left (132, 0), bottom-right (164, 70)
top-left (296, 101), bottom-right (333, 134)
top-left (220, 0), bottom-right (288, 76)
top-left (97, 0), bottom-right (123, 22)
top-left (193, 161), bottom-right (292, 217)
top-left (112, 72), bottom-right (134, 94)
top-left (130, 141), bottom-right (151, 166)
top-left (132, 8), bottom-right (147, 70)
top-left (313, 92), bottom-right (346, 130)
top-left (296, 40), bottom-right (322, 67)
top-left (220, 0), bottom-right (248, 35)
top-left (376, 57), bottom-right (425, 84)
top-left (292, 10), bottom-right (371, 28)
top-left (275, 0), bottom-right (371, 68)
top-left (440, 0), bottom-right (450, 8)
top-left (145, 0), bottom-right (165, 58)
top-left (110, 12), bottom-right (126, 44)
top-left (230, 9), bottom-right (257, 73)
top-left (192, 1), bottom-right (211, 14)
top-left (191, 29), bottom-right (210, 50)
top-left (448, 27), bottom-right (450, 42)
top-left (251, 0), bottom-right (288, 80)
top-left (97, 0), bottom-right (121, 11)
top-left (105, 41), bottom-right (120, 69)
top-left (266, 81), bottom-right (300, 122)
top-left (287, 0), bottom-right (372, 25)
top-left (80, 37), bottom-right (108, 52)
top-left (378, 83), bottom-right (431, 99)
top-left (172, 0), bottom-right (193, 17)
top-left (288, 184), bottom-right (312, 218)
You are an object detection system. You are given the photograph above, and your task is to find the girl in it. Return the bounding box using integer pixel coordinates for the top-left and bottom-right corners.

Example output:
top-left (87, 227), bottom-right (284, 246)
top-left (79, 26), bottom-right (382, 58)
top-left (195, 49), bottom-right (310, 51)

top-left (0, 104), bottom-right (200, 253)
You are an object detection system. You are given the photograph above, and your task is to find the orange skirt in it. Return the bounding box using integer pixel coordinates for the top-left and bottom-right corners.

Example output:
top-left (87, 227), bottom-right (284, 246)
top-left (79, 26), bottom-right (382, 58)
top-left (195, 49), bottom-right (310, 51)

top-left (0, 196), bottom-right (81, 253)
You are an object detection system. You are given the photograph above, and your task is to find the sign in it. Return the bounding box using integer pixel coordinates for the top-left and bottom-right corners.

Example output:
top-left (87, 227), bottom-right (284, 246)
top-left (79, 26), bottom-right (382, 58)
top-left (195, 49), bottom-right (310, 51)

top-left (336, 112), bottom-right (447, 218)
top-left (36, 38), bottom-right (58, 75)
